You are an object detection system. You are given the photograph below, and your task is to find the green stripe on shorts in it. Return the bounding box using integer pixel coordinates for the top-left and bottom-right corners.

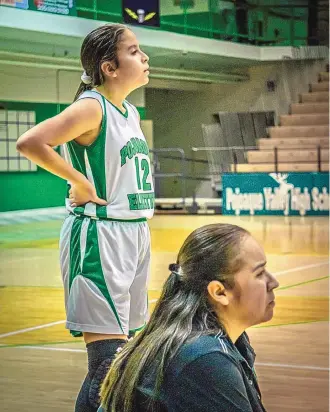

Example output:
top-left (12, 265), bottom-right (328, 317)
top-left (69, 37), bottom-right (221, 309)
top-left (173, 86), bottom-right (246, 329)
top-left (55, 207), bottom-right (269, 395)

top-left (69, 217), bottom-right (84, 291)
top-left (69, 217), bottom-right (124, 335)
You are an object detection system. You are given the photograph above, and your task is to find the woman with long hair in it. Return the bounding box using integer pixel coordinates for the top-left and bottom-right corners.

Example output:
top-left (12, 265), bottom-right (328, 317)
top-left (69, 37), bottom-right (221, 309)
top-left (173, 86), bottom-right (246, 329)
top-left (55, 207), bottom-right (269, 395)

top-left (99, 223), bottom-right (279, 412)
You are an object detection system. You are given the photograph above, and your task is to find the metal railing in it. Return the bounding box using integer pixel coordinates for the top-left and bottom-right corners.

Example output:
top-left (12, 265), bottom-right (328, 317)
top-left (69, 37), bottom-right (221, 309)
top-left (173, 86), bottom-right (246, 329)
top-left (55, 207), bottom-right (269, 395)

top-left (150, 145), bottom-right (327, 203)
top-left (150, 148), bottom-right (214, 207)
top-left (192, 145), bottom-right (326, 173)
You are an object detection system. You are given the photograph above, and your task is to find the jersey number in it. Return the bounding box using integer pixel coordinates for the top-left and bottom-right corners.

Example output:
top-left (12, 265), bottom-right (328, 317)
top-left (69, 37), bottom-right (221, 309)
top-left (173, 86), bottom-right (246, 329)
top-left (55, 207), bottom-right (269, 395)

top-left (135, 157), bottom-right (151, 191)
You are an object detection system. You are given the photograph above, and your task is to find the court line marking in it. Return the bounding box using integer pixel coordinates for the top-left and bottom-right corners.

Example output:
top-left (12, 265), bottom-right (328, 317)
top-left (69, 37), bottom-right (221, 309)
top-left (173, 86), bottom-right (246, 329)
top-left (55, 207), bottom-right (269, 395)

top-left (1, 344), bottom-right (328, 371)
top-left (4, 256), bottom-right (45, 264)
top-left (0, 301), bottom-right (159, 340)
top-left (254, 362), bottom-right (328, 371)
top-left (0, 302), bottom-right (159, 339)
top-left (0, 320), bottom-right (65, 339)
top-left (274, 261), bottom-right (329, 276)
top-left (1, 318), bottom-right (327, 347)
top-left (2, 262), bottom-right (328, 290)
top-left (146, 263), bottom-right (329, 304)
top-left (277, 275), bottom-right (329, 291)
top-left (0, 339), bottom-right (83, 349)
top-left (0, 263), bottom-right (327, 339)
top-left (7, 346), bottom-right (86, 353)
top-left (255, 319), bottom-right (329, 329)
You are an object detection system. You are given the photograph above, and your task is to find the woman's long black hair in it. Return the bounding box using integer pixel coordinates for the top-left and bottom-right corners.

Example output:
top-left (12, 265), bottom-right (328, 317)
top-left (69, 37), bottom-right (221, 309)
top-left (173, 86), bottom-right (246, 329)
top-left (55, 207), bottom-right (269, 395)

top-left (100, 223), bottom-right (249, 412)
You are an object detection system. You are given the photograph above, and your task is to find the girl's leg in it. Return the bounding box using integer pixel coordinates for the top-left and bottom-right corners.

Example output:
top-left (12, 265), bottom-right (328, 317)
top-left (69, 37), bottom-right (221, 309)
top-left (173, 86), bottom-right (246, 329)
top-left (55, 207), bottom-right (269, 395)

top-left (63, 219), bottom-right (142, 411)
top-left (128, 223), bottom-right (150, 334)
top-left (75, 333), bottom-right (127, 412)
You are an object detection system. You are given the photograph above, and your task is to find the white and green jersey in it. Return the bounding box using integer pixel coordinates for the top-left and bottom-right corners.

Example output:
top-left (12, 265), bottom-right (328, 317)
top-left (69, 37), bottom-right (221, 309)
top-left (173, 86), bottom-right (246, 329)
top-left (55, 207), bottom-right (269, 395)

top-left (61, 90), bottom-right (154, 220)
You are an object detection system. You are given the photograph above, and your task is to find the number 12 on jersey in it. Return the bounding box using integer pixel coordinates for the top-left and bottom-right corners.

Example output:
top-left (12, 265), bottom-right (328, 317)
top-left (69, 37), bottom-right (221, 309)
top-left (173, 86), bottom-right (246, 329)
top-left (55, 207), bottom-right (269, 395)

top-left (135, 157), bottom-right (151, 191)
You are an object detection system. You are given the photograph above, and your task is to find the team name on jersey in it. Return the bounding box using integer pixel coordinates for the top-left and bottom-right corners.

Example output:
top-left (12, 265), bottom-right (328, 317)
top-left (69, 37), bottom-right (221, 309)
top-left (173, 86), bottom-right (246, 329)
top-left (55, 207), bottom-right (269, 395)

top-left (120, 137), bottom-right (149, 167)
top-left (127, 192), bottom-right (155, 211)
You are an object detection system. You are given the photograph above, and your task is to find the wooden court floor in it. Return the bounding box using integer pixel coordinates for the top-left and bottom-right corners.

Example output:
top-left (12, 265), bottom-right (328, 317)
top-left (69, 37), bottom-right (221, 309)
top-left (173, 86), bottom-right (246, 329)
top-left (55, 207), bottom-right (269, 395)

top-left (0, 215), bottom-right (329, 411)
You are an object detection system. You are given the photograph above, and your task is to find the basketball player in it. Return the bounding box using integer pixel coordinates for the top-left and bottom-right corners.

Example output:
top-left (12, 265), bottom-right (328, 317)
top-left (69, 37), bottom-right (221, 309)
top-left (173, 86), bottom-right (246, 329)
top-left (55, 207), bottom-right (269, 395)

top-left (16, 24), bottom-right (153, 412)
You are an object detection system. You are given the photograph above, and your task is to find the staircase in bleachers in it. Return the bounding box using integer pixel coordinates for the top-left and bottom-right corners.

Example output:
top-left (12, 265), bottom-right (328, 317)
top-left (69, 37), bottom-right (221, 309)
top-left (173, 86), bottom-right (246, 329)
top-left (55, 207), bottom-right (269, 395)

top-left (235, 70), bottom-right (329, 173)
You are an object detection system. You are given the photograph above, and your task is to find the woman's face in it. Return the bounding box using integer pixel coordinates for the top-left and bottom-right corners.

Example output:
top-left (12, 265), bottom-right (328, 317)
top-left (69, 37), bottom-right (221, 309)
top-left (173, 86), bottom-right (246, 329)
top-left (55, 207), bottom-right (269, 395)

top-left (227, 235), bottom-right (279, 328)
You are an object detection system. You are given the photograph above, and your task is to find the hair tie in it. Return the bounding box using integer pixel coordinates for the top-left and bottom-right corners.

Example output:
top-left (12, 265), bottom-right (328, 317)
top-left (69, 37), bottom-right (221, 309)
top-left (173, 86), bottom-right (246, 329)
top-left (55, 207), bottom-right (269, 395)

top-left (168, 263), bottom-right (180, 272)
top-left (169, 263), bottom-right (182, 282)
top-left (81, 71), bottom-right (92, 85)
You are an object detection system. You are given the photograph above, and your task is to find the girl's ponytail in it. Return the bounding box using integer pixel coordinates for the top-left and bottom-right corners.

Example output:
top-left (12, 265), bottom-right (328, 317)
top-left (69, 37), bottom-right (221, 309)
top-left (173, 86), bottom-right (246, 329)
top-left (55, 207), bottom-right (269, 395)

top-left (74, 81), bottom-right (89, 101)
top-left (74, 71), bottom-right (93, 101)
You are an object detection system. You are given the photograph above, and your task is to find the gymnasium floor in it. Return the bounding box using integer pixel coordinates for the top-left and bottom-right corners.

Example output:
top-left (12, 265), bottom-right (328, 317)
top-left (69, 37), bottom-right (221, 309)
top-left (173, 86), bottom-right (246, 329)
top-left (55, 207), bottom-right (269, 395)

top-left (0, 214), bottom-right (329, 411)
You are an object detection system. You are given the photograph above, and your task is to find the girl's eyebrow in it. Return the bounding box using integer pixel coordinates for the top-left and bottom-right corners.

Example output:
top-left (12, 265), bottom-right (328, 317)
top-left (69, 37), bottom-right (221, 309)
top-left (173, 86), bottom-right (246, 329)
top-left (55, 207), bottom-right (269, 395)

top-left (128, 44), bottom-right (139, 50)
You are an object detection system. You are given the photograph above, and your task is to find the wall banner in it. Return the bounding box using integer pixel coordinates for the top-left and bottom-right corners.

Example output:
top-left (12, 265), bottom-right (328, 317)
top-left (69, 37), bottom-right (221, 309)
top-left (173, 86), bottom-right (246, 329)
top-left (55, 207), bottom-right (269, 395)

top-left (222, 172), bottom-right (329, 216)
top-left (122, 0), bottom-right (160, 27)
top-left (1, 0), bottom-right (76, 16)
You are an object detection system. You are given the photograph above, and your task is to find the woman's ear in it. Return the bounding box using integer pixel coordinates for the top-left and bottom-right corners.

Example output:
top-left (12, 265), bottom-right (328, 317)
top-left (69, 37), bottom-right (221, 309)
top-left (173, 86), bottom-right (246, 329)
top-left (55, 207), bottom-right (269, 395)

top-left (207, 280), bottom-right (230, 307)
top-left (101, 61), bottom-right (117, 78)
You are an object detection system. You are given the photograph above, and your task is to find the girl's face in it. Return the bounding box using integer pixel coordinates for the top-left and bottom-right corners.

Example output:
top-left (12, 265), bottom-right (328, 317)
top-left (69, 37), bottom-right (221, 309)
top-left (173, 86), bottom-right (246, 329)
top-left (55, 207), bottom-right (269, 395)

top-left (226, 235), bottom-right (279, 328)
top-left (113, 29), bottom-right (150, 90)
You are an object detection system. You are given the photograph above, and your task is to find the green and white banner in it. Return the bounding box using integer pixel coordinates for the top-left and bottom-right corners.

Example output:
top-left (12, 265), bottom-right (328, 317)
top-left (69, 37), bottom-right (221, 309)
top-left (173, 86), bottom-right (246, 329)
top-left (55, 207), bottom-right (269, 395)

top-left (222, 173), bottom-right (329, 216)
top-left (1, 0), bottom-right (76, 16)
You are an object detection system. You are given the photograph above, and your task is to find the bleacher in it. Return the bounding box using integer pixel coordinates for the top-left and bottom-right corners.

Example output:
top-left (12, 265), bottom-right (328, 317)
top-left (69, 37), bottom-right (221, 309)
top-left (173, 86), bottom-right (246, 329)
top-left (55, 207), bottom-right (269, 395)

top-left (236, 70), bottom-right (329, 173)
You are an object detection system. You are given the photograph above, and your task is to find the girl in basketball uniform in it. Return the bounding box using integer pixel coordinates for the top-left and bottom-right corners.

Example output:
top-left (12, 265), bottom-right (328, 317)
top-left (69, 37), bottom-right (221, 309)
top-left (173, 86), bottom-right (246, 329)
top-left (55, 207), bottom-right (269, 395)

top-left (16, 24), bottom-right (153, 412)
